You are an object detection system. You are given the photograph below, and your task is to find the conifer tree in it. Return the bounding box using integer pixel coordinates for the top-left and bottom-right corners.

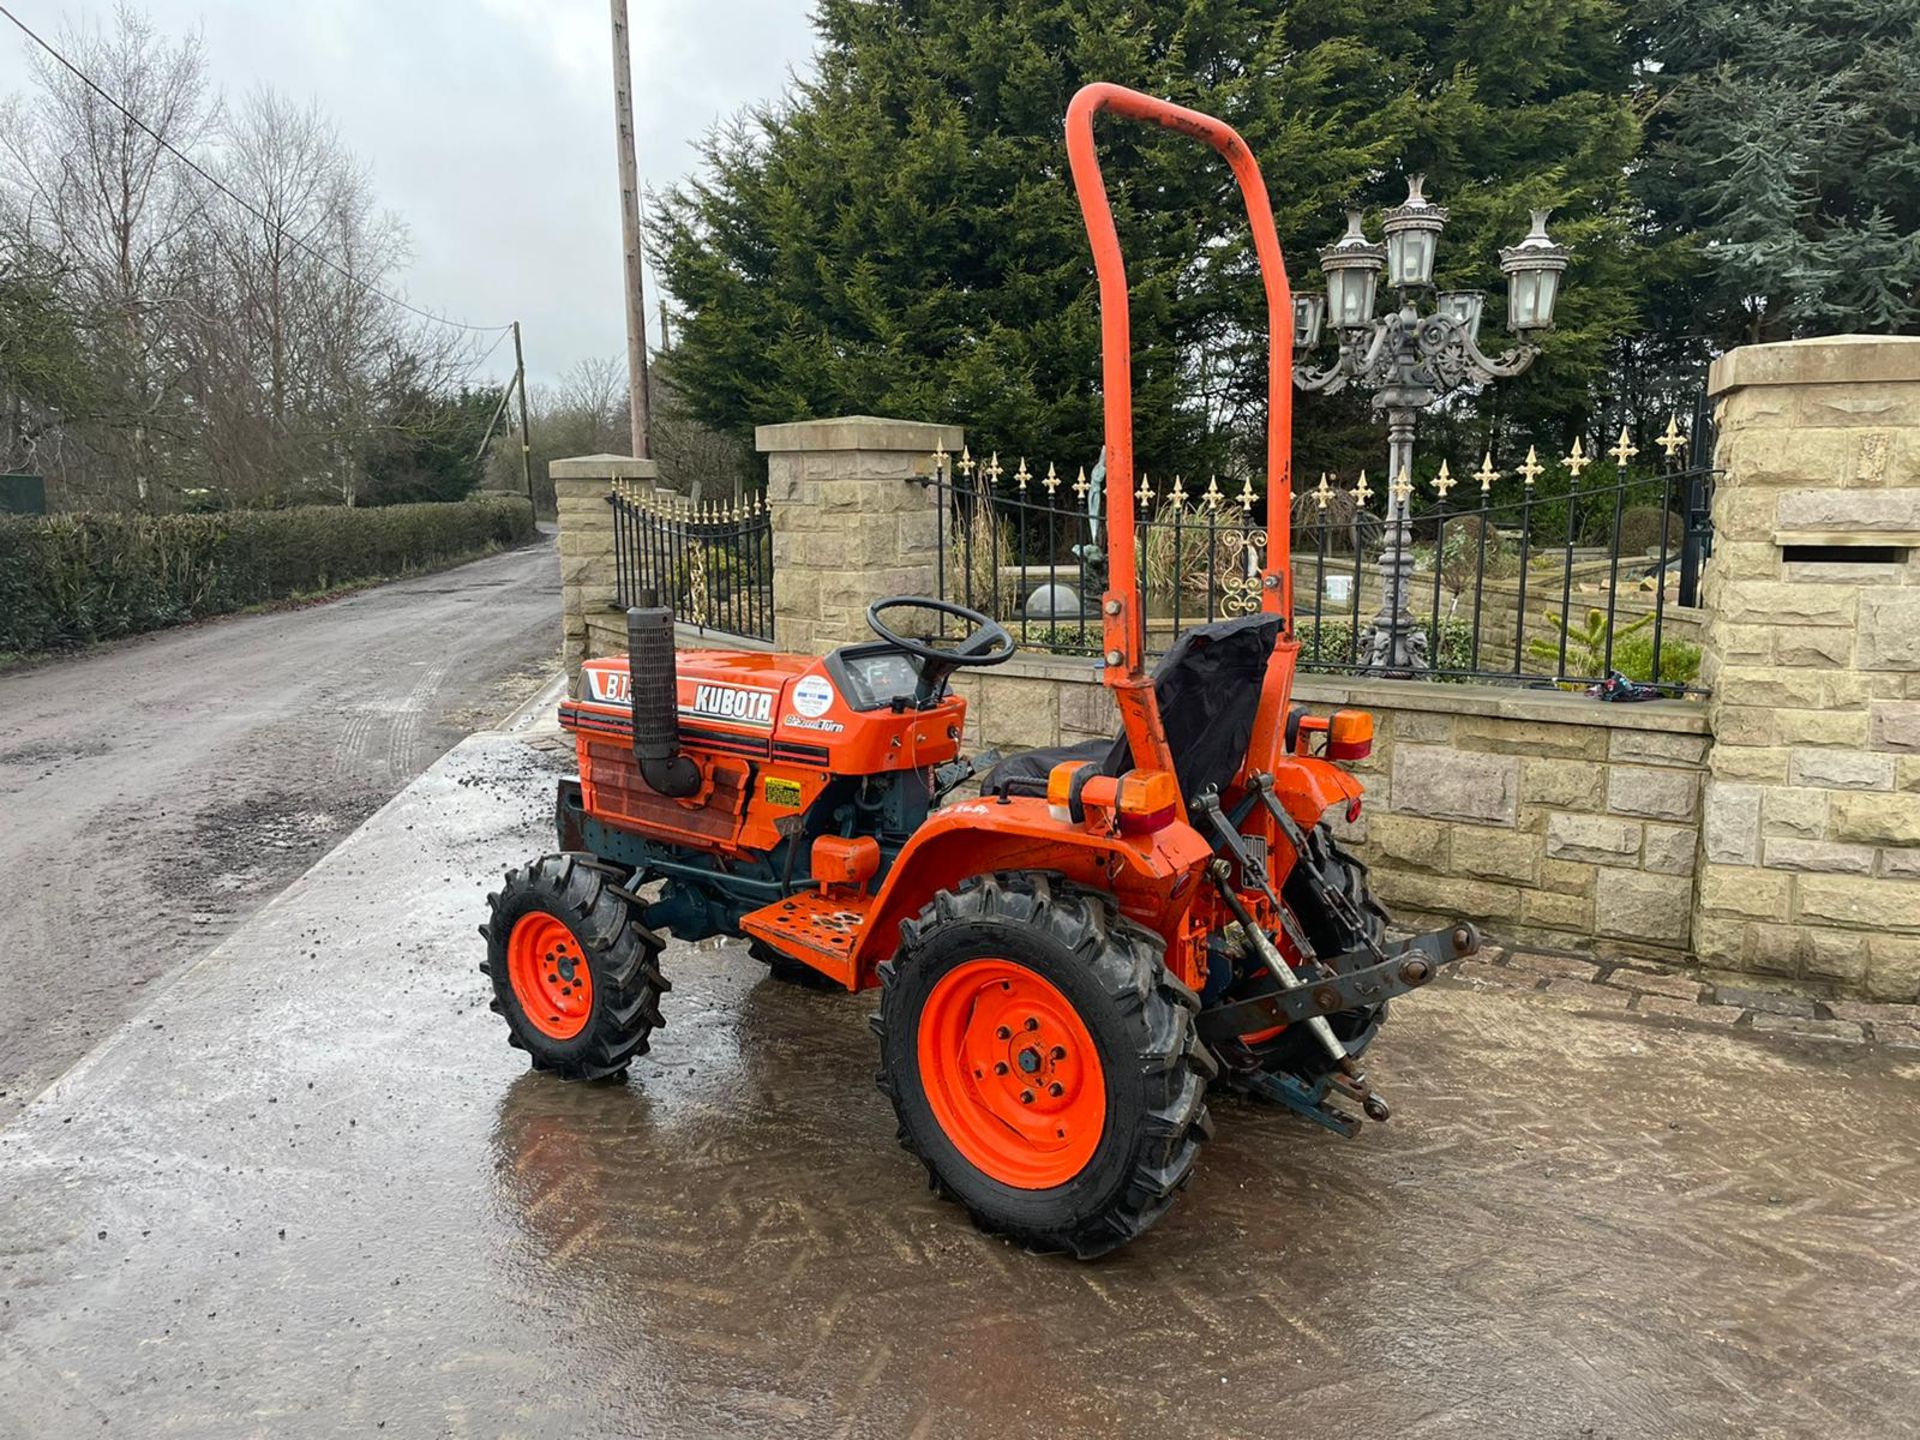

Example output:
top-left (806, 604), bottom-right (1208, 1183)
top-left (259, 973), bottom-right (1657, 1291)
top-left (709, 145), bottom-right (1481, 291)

top-left (654, 0), bottom-right (1650, 480)
top-left (1634, 0), bottom-right (1920, 347)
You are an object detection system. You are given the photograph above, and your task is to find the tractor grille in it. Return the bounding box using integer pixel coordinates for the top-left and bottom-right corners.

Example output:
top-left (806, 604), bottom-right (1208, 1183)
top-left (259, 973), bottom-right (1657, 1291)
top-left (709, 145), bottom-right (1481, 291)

top-left (581, 740), bottom-right (748, 849)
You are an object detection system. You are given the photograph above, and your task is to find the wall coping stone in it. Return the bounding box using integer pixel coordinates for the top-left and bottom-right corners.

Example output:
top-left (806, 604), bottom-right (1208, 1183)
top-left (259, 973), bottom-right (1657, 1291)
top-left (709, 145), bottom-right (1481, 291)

top-left (754, 415), bottom-right (963, 455)
top-left (550, 453), bottom-right (658, 481)
top-left (676, 621), bottom-right (774, 653)
top-left (1709, 334), bottom-right (1920, 394)
top-left (1292, 674), bottom-right (1711, 734)
top-left (977, 647), bottom-right (1710, 735)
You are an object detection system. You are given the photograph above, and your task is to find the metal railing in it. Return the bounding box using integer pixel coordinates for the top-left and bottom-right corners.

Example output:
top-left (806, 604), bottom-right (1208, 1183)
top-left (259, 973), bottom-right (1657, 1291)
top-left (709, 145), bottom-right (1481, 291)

top-left (927, 407), bottom-right (1716, 695)
top-left (610, 483), bottom-right (773, 643)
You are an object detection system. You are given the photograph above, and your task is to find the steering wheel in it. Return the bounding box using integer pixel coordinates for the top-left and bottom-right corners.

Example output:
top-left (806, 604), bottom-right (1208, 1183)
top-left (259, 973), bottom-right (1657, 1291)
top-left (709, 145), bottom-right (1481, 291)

top-left (865, 596), bottom-right (1015, 704)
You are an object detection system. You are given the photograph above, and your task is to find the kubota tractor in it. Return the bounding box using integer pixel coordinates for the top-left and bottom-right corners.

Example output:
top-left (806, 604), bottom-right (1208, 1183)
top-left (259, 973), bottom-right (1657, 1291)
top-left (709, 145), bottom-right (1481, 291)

top-left (481, 83), bottom-right (1480, 1257)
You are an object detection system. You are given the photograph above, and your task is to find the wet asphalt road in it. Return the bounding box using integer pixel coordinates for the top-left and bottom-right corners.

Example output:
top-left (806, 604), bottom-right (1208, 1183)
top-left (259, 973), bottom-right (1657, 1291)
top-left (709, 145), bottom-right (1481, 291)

top-left (0, 539), bottom-right (560, 1121)
top-left (2, 730), bottom-right (1915, 1439)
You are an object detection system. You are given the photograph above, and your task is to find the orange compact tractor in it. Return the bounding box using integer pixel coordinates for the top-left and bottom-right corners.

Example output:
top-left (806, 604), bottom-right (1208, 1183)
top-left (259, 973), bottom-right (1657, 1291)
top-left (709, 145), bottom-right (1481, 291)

top-left (482, 83), bottom-right (1480, 1257)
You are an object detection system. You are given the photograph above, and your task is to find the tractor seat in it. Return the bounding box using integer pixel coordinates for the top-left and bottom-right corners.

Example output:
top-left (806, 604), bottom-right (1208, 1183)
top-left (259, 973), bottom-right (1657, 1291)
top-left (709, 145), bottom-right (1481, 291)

top-left (980, 612), bottom-right (1284, 804)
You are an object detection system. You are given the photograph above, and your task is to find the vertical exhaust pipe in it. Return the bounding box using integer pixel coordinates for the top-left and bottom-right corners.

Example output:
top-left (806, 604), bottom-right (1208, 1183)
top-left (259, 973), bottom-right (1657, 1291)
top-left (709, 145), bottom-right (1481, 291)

top-left (626, 606), bottom-right (700, 797)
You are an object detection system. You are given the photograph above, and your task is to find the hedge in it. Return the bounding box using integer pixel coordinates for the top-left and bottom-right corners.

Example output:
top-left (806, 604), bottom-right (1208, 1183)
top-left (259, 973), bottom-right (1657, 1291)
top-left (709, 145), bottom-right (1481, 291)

top-left (0, 495), bottom-right (536, 654)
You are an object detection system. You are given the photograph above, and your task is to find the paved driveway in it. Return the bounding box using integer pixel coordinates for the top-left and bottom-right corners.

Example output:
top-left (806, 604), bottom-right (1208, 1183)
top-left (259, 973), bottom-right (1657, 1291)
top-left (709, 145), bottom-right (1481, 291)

top-left (0, 539), bottom-right (559, 1119)
top-left (0, 731), bottom-right (1913, 1438)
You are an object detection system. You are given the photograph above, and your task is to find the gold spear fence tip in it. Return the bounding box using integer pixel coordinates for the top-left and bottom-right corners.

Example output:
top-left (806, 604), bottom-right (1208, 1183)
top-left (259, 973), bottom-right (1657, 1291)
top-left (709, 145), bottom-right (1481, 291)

top-left (1476, 451), bottom-right (1499, 492)
top-left (1136, 471), bottom-right (1155, 507)
top-left (1518, 446), bottom-right (1544, 486)
top-left (1014, 457), bottom-right (1030, 491)
top-left (1073, 465), bottom-right (1090, 499)
top-left (1237, 477), bottom-right (1259, 511)
top-left (1610, 426), bottom-right (1639, 468)
top-left (1168, 474), bottom-right (1188, 507)
top-left (1204, 476), bottom-right (1224, 510)
top-left (1313, 473), bottom-right (1334, 509)
top-left (1043, 461), bottom-right (1060, 494)
top-left (1391, 466), bottom-right (1414, 503)
top-left (1432, 458), bottom-right (1456, 498)
top-left (1564, 435), bottom-right (1590, 477)
top-left (1656, 413), bottom-right (1689, 461)
top-left (1350, 469), bottom-right (1373, 506)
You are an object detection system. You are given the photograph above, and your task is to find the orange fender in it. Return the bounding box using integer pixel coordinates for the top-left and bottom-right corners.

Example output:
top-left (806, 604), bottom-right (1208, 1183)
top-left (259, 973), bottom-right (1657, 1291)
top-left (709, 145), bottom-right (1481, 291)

top-left (1267, 754), bottom-right (1365, 832)
top-left (848, 797), bottom-right (1212, 989)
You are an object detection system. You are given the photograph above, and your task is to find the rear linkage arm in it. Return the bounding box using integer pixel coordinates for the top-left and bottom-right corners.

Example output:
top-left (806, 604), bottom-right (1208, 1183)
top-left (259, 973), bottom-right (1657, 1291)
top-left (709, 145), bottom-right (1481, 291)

top-left (1191, 783), bottom-right (1481, 1127)
top-left (1193, 924), bottom-right (1478, 1049)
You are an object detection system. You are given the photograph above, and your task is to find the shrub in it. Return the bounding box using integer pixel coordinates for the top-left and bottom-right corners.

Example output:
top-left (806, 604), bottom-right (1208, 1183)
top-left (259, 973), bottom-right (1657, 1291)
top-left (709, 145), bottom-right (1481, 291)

top-left (1138, 496), bottom-right (1220, 605)
top-left (1436, 516), bottom-right (1519, 596)
top-left (945, 495), bottom-right (1013, 620)
top-left (1617, 506), bottom-right (1683, 555)
top-left (1612, 629), bottom-right (1702, 686)
top-left (1524, 605), bottom-right (1702, 687)
top-left (0, 496), bottom-right (535, 653)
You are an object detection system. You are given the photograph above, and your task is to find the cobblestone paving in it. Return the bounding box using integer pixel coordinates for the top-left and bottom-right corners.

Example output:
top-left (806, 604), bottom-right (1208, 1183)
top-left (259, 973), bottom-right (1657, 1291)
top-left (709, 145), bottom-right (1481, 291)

top-left (1450, 942), bottom-right (1920, 1050)
top-left (2, 735), bottom-right (1916, 1439)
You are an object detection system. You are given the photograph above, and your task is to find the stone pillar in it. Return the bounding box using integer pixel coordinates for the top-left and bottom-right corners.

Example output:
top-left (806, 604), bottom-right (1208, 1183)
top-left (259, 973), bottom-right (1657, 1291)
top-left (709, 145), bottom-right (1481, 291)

top-left (550, 453), bottom-right (657, 679)
top-left (1698, 337), bottom-right (1920, 998)
top-left (755, 416), bottom-right (960, 654)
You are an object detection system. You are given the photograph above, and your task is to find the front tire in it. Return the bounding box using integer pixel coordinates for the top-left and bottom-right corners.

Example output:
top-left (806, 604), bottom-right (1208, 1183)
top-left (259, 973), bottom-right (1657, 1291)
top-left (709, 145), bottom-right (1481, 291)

top-left (874, 874), bottom-right (1213, 1259)
top-left (482, 854), bottom-right (668, 1080)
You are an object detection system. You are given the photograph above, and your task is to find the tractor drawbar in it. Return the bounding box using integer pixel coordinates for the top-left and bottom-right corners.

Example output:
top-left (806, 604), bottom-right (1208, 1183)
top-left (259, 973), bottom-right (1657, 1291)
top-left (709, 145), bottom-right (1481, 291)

top-left (625, 606), bottom-right (701, 797)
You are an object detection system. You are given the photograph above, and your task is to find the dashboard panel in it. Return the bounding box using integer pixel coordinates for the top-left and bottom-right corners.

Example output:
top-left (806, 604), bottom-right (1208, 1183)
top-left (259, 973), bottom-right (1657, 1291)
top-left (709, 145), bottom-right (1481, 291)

top-left (835, 647), bottom-right (924, 710)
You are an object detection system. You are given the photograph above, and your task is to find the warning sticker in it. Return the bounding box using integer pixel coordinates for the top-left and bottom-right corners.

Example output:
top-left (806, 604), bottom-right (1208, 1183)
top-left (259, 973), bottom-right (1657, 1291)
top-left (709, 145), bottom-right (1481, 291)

top-left (764, 777), bottom-right (803, 808)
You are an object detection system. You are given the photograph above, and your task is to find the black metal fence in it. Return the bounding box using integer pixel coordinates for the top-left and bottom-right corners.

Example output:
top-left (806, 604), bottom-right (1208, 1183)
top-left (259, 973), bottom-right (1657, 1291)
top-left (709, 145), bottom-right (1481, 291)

top-left (610, 484), bottom-right (774, 643)
top-left (927, 407), bottom-right (1717, 695)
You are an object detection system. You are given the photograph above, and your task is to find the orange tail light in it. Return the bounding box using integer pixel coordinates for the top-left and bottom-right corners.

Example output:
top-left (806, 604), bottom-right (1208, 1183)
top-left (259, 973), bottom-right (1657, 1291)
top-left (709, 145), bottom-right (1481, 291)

top-left (1047, 762), bottom-right (1180, 835)
top-left (1113, 768), bottom-right (1180, 835)
top-left (1327, 709), bottom-right (1374, 761)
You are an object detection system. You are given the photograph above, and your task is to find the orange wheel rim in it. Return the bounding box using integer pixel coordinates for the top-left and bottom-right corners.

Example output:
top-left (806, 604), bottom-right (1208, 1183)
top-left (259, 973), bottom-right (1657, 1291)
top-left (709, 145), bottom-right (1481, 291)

top-left (507, 912), bottom-right (593, 1040)
top-left (917, 958), bottom-right (1107, 1190)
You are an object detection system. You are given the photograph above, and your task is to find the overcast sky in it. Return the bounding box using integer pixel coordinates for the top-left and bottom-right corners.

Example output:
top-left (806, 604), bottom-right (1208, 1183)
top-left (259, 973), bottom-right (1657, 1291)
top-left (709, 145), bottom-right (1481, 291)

top-left (0, 0), bottom-right (821, 387)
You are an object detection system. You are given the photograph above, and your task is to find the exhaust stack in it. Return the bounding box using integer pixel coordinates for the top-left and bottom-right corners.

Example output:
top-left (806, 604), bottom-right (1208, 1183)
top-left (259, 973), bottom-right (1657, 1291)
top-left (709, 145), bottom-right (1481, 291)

top-left (625, 606), bottom-right (701, 797)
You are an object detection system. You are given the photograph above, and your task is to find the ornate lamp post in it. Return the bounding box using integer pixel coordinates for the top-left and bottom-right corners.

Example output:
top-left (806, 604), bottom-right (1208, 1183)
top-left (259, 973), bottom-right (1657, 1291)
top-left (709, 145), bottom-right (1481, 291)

top-left (1293, 180), bottom-right (1569, 673)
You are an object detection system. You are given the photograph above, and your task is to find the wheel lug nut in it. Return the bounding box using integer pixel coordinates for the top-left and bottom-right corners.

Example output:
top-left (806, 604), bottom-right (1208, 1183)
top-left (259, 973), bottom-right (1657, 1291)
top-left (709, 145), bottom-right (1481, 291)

top-left (1024, 1017), bottom-right (1039, 1031)
top-left (995, 1026), bottom-right (1011, 1040)
top-left (1050, 1046), bottom-right (1066, 1060)
top-left (1048, 1082), bottom-right (1064, 1097)
top-left (994, 1062), bottom-right (1008, 1075)
top-left (1019, 1090), bottom-right (1034, 1105)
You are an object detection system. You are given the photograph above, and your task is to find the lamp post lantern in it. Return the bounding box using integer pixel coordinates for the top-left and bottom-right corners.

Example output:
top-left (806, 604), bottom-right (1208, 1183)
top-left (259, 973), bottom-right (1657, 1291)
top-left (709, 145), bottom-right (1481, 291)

top-left (1294, 179), bottom-right (1569, 673)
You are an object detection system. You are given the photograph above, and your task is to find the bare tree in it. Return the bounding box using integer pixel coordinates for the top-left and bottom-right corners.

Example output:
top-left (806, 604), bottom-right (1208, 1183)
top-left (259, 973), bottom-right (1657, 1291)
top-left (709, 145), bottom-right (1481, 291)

top-left (0, 2), bottom-right (218, 505)
top-left (1, 4), bottom-right (496, 512)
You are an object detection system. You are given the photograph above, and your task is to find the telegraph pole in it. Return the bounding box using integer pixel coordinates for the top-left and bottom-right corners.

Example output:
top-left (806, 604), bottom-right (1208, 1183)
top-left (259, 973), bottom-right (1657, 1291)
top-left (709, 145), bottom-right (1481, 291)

top-left (610, 0), bottom-right (652, 459)
top-left (512, 320), bottom-right (534, 507)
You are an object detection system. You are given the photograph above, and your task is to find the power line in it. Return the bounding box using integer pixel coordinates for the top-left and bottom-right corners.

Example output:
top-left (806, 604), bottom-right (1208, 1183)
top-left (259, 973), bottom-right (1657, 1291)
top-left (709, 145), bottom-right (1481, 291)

top-left (0, 2), bottom-right (514, 336)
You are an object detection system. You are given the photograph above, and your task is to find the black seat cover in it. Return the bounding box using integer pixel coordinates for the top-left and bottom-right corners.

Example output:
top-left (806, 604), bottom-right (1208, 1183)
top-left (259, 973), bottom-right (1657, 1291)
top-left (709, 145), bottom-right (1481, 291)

top-left (981, 613), bottom-right (1284, 802)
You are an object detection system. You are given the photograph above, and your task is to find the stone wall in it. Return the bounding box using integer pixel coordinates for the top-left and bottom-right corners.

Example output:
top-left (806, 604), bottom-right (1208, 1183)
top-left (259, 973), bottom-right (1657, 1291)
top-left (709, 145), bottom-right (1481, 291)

top-left (755, 416), bottom-right (958, 652)
top-left (1696, 337), bottom-right (1920, 1000)
top-left (955, 659), bottom-right (1708, 957)
top-left (552, 453), bottom-right (656, 680)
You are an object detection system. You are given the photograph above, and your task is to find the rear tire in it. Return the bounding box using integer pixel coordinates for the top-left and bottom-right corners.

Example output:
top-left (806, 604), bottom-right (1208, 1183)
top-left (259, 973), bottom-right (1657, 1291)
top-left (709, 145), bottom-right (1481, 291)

top-left (874, 873), bottom-right (1212, 1259)
top-left (482, 854), bottom-right (668, 1081)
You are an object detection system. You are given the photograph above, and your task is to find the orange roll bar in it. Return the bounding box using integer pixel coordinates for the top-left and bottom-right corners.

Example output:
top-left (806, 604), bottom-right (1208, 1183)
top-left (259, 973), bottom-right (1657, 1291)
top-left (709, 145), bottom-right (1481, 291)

top-left (1063, 82), bottom-right (1296, 697)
